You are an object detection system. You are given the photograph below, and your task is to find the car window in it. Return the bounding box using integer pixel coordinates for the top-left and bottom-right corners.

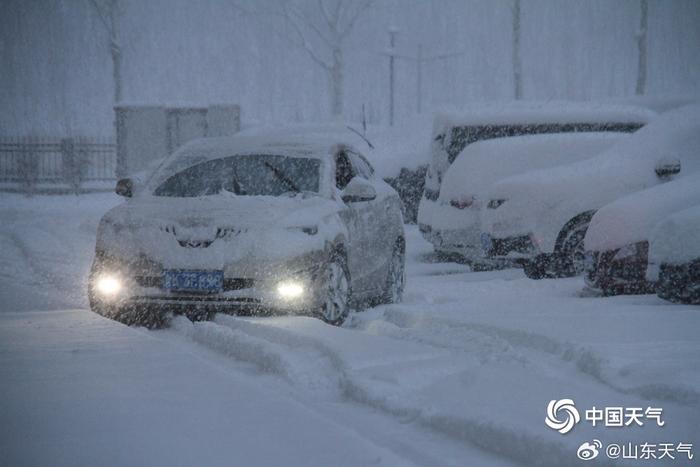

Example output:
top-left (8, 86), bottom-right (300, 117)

top-left (348, 151), bottom-right (374, 178)
top-left (154, 154), bottom-right (321, 197)
top-left (335, 152), bottom-right (356, 189)
top-left (445, 122), bottom-right (644, 164)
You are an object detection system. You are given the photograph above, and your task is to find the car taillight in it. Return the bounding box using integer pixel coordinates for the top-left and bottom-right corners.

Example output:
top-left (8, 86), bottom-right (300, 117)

top-left (450, 196), bottom-right (475, 210)
top-left (487, 199), bottom-right (507, 210)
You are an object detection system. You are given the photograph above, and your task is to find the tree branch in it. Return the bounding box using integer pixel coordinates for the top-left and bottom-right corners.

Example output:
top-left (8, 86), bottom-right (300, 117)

top-left (338, 0), bottom-right (373, 39)
top-left (282, 4), bottom-right (332, 70)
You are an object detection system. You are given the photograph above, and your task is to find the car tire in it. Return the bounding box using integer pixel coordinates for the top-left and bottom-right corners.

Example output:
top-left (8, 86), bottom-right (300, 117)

top-left (523, 253), bottom-right (549, 279)
top-left (557, 222), bottom-right (590, 277)
top-left (381, 239), bottom-right (406, 304)
top-left (318, 252), bottom-right (351, 326)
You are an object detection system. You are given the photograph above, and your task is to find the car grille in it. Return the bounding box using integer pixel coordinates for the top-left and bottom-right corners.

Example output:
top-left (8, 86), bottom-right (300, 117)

top-left (489, 235), bottom-right (534, 257)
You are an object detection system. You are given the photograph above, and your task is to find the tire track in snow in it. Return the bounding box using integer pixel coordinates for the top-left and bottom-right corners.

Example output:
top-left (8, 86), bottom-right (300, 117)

top-left (169, 315), bottom-right (596, 467)
top-left (362, 307), bottom-right (700, 408)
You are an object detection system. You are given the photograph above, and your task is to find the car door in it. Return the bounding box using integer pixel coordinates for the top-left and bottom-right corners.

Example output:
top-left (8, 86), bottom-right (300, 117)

top-left (346, 149), bottom-right (393, 290)
top-left (334, 149), bottom-right (375, 295)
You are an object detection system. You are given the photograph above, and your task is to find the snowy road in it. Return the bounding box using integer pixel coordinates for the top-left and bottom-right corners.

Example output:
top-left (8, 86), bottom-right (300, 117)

top-left (1, 193), bottom-right (699, 466)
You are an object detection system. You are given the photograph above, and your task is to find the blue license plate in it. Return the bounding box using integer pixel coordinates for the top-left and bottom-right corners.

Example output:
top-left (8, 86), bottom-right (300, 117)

top-left (480, 232), bottom-right (492, 251)
top-left (163, 270), bottom-right (223, 292)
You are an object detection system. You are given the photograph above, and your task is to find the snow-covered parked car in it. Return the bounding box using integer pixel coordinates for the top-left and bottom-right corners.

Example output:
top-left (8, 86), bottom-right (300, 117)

top-left (647, 205), bottom-right (700, 304)
top-left (417, 102), bottom-right (654, 248)
top-left (584, 175), bottom-right (700, 295)
top-left (89, 133), bottom-right (405, 327)
top-left (428, 132), bottom-right (624, 265)
top-left (482, 103), bottom-right (700, 279)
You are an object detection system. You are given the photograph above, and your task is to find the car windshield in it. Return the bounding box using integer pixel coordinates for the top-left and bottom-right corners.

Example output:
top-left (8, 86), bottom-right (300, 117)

top-left (153, 154), bottom-right (321, 197)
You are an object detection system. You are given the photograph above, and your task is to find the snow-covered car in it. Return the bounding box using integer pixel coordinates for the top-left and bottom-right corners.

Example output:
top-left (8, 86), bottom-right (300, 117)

top-left (482, 103), bottom-right (700, 279)
top-left (583, 174), bottom-right (700, 295)
top-left (647, 205), bottom-right (700, 304)
top-left (89, 134), bottom-right (405, 327)
top-left (417, 102), bottom-right (654, 248)
top-left (428, 132), bottom-right (624, 265)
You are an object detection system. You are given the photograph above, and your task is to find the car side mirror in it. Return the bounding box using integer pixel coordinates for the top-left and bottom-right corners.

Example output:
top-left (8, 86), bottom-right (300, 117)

top-left (655, 159), bottom-right (681, 180)
top-left (115, 178), bottom-right (133, 198)
top-left (341, 177), bottom-right (377, 203)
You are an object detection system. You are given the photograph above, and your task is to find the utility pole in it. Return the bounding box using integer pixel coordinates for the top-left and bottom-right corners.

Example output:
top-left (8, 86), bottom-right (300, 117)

top-left (381, 35), bottom-right (464, 121)
top-left (410, 45), bottom-right (465, 114)
top-left (388, 26), bottom-right (399, 126)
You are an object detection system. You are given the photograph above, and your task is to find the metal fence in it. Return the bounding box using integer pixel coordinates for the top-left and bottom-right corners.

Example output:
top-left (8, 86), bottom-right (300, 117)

top-left (0, 136), bottom-right (116, 193)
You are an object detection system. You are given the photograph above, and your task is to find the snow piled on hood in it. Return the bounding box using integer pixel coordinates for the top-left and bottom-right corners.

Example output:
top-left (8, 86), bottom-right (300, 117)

top-left (439, 132), bottom-right (624, 202)
top-left (649, 204), bottom-right (700, 266)
top-left (489, 102), bottom-right (700, 203)
top-left (585, 174), bottom-right (700, 251)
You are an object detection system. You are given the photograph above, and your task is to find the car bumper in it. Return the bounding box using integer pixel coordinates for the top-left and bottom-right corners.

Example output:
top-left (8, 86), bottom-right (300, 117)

top-left (656, 260), bottom-right (700, 304)
top-left (89, 252), bottom-right (327, 318)
top-left (481, 233), bottom-right (537, 262)
top-left (431, 227), bottom-right (482, 258)
top-left (583, 243), bottom-right (655, 295)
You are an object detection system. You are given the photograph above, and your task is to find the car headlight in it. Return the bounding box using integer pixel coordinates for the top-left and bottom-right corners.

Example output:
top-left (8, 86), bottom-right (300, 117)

top-left (276, 281), bottom-right (305, 299)
top-left (95, 274), bottom-right (123, 297)
top-left (487, 198), bottom-right (507, 209)
top-left (449, 196), bottom-right (475, 209)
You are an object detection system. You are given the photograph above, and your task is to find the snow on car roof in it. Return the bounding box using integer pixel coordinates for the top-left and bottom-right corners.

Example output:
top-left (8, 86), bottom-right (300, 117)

top-left (603, 95), bottom-right (699, 114)
top-left (433, 101), bottom-right (656, 130)
top-left (149, 131), bottom-right (357, 188)
top-left (439, 132), bottom-right (625, 200)
top-left (585, 173), bottom-right (700, 251)
top-left (490, 103), bottom-right (700, 197)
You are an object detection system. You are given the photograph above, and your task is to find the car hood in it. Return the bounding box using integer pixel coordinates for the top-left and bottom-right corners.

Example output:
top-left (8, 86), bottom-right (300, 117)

top-left (96, 194), bottom-right (343, 269)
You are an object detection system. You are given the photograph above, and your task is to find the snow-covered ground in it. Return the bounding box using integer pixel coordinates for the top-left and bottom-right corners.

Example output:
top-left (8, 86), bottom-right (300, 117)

top-left (1, 193), bottom-right (699, 466)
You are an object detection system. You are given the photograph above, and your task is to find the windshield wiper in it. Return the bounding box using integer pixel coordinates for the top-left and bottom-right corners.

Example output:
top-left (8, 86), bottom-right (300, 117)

top-left (263, 161), bottom-right (301, 194)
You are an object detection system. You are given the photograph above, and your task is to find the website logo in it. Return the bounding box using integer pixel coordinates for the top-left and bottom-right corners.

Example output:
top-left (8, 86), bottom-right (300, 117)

top-left (577, 440), bottom-right (602, 461)
top-left (545, 399), bottom-right (580, 434)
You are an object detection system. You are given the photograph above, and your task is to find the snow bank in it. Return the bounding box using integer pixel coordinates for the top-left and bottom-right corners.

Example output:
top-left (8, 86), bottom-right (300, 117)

top-left (0, 311), bottom-right (410, 467)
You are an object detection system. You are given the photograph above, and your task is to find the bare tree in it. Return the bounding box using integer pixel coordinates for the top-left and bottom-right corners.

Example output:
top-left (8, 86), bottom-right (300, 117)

top-left (635, 0), bottom-right (648, 95)
top-left (88, 0), bottom-right (123, 103)
top-left (511, 0), bottom-right (523, 100)
top-left (267, 0), bottom-right (374, 117)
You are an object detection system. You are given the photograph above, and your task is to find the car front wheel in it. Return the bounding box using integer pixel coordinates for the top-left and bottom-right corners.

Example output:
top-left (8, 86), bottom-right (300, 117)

top-left (382, 240), bottom-right (405, 304)
top-left (319, 254), bottom-right (351, 326)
